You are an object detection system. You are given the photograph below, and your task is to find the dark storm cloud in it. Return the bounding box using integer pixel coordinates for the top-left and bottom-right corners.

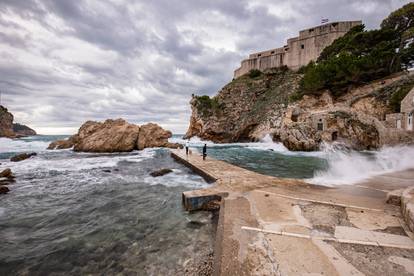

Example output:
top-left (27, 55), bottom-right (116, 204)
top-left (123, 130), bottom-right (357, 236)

top-left (0, 0), bottom-right (410, 134)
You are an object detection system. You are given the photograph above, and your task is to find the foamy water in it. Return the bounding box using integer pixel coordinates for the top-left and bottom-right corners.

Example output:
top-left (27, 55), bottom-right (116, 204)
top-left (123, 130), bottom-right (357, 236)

top-left (309, 143), bottom-right (414, 186)
top-left (171, 134), bottom-right (414, 186)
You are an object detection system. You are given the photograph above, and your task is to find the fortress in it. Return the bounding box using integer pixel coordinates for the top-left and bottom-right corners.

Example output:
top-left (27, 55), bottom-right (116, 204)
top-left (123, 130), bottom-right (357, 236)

top-left (234, 20), bottom-right (362, 78)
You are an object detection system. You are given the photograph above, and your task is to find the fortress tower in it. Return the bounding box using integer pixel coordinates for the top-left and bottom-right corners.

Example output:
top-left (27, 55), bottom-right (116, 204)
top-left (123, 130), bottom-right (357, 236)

top-left (234, 21), bottom-right (362, 78)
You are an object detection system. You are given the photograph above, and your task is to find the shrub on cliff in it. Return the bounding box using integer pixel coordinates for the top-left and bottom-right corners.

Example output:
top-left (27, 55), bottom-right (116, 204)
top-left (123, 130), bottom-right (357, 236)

top-left (194, 95), bottom-right (222, 117)
top-left (299, 3), bottom-right (414, 98)
top-left (248, 69), bottom-right (262, 78)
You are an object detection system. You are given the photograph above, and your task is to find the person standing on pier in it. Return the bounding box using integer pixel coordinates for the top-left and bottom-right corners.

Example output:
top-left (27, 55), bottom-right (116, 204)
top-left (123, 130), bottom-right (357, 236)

top-left (185, 139), bottom-right (189, 155)
top-left (202, 144), bottom-right (207, 160)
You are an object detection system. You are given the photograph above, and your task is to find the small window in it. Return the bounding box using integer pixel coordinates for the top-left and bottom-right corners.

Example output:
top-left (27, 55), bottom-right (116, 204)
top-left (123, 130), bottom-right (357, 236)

top-left (284, 48), bottom-right (289, 51)
top-left (317, 122), bottom-right (324, 131)
top-left (301, 44), bottom-right (305, 49)
top-left (258, 54), bottom-right (262, 57)
top-left (332, 23), bottom-right (338, 27)
top-left (332, 131), bottom-right (338, 141)
top-left (271, 51), bottom-right (275, 54)
top-left (309, 28), bottom-right (314, 33)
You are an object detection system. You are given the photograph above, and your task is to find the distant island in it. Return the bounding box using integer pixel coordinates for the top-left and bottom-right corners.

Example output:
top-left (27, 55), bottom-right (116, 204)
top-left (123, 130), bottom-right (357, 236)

top-left (185, 3), bottom-right (414, 151)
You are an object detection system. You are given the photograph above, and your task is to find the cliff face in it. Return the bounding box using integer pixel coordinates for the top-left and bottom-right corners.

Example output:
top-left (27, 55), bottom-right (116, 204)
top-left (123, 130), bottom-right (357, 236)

top-left (185, 69), bottom-right (414, 151)
top-left (185, 68), bottom-right (302, 142)
top-left (0, 106), bottom-right (15, 138)
top-left (0, 105), bottom-right (37, 138)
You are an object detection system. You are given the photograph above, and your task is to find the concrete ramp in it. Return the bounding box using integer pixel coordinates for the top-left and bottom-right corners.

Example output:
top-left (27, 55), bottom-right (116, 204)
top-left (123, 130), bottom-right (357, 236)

top-left (171, 149), bottom-right (414, 275)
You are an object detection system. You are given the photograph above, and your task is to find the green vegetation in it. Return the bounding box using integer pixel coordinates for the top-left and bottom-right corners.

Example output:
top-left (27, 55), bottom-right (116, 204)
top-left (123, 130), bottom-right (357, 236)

top-left (248, 69), bottom-right (262, 78)
top-left (194, 95), bottom-right (222, 117)
top-left (375, 75), bottom-right (414, 112)
top-left (297, 3), bottom-right (414, 99)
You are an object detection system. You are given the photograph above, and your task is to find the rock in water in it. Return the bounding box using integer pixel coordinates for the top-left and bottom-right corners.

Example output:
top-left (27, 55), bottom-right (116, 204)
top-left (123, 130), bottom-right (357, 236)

top-left (48, 119), bottom-right (182, 152)
top-left (0, 185), bottom-right (9, 194)
top-left (0, 168), bottom-right (13, 178)
top-left (0, 106), bottom-right (15, 138)
top-left (74, 119), bottom-right (140, 152)
top-left (138, 123), bottom-right (183, 150)
top-left (47, 135), bottom-right (79, 150)
top-left (10, 152), bottom-right (37, 162)
top-left (12, 123), bottom-right (37, 137)
top-left (150, 168), bottom-right (173, 177)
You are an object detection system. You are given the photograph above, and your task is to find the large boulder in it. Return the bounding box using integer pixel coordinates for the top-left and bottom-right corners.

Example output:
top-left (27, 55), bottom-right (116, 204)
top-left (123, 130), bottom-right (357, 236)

top-left (13, 123), bottom-right (37, 137)
top-left (137, 123), bottom-right (182, 150)
top-left (74, 119), bottom-right (140, 152)
top-left (0, 106), bottom-right (15, 138)
top-left (48, 119), bottom-right (181, 153)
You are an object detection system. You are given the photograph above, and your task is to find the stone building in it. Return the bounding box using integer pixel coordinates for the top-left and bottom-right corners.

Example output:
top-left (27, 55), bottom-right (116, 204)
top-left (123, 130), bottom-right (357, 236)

top-left (385, 87), bottom-right (414, 131)
top-left (234, 21), bottom-right (362, 78)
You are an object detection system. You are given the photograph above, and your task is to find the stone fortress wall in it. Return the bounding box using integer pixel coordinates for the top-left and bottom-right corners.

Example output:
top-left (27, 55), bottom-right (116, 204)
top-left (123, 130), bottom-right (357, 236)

top-left (234, 21), bottom-right (362, 78)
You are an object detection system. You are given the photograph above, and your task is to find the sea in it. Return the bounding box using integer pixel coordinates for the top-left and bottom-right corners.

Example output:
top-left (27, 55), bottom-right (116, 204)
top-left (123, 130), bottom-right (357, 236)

top-left (1, 134), bottom-right (414, 275)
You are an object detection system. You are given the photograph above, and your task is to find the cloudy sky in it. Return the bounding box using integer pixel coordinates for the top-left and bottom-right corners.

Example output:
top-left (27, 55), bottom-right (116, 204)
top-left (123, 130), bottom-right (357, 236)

top-left (0, 0), bottom-right (410, 134)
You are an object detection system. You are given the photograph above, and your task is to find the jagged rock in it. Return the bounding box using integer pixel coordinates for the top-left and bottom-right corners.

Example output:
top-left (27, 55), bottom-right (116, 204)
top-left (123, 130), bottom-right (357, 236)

top-left (48, 119), bottom-right (180, 153)
top-left (47, 135), bottom-right (79, 150)
top-left (0, 106), bottom-right (15, 138)
top-left (150, 168), bottom-right (173, 177)
top-left (74, 119), bottom-right (140, 152)
top-left (275, 123), bottom-right (320, 151)
top-left (13, 123), bottom-right (37, 137)
top-left (185, 68), bottom-right (412, 151)
top-left (0, 168), bottom-right (13, 178)
top-left (10, 152), bottom-right (37, 162)
top-left (137, 123), bottom-right (182, 150)
top-left (185, 68), bottom-right (302, 143)
top-left (0, 185), bottom-right (9, 194)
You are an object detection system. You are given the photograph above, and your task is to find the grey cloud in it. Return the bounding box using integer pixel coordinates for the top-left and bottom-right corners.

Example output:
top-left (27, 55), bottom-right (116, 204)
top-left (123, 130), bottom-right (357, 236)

top-left (0, 0), bottom-right (411, 134)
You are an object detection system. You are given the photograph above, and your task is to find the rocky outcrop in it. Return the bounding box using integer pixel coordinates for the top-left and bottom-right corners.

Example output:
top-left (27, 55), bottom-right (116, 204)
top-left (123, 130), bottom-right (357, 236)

top-left (13, 123), bottom-right (37, 137)
top-left (138, 123), bottom-right (182, 150)
top-left (47, 135), bottom-right (79, 150)
top-left (0, 106), bottom-right (15, 138)
top-left (10, 152), bottom-right (37, 162)
top-left (185, 68), bottom-right (414, 151)
top-left (48, 119), bottom-right (182, 153)
top-left (0, 105), bottom-right (37, 138)
top-left (185, 68), bottom-right (302, 143)
top-left (73, 119), bottom-right (140, 152)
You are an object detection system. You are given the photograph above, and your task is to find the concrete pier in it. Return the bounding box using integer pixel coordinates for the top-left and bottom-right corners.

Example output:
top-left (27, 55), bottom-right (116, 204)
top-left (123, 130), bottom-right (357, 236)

top-left (171, 149), bottom-right (414, 275)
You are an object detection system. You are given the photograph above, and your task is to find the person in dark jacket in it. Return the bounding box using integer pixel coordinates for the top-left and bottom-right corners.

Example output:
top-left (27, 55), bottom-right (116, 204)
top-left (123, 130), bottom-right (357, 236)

top-left (202, 144), bottom-right (207, 160)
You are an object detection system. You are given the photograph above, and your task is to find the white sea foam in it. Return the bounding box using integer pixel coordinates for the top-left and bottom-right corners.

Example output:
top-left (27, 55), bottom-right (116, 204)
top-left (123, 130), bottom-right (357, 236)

top-left (309, 144), bottom-right (414, 186)
top-left (171, 134), bottom-right (325, 157)
top-left (0, 137), bottom-right (49, 153)
top-left (144, 168), bottom-right (208, 189)
top-left (0, 149), bottom-right (156, 174)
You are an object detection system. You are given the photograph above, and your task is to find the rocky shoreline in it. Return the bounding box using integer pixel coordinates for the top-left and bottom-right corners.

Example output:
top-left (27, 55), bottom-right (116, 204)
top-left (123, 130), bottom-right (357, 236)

top-left (48, 119), bottom-right (182, 152)
top-left (185, 68), bottom-right (414, 151)
top-left (0, 105), bottom-right (36, 138)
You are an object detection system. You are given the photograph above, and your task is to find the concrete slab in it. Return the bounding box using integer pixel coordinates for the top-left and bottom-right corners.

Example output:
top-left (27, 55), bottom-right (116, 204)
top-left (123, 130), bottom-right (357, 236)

top-left (171, 149), bottom-right (414, 275)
